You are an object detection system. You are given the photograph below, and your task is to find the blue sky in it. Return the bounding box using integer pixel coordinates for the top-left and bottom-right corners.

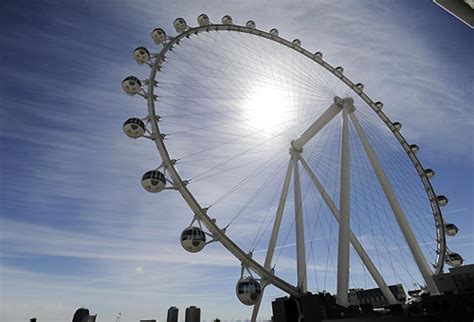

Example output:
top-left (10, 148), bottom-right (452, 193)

top-left (1, 1), bottom-right (473, 321)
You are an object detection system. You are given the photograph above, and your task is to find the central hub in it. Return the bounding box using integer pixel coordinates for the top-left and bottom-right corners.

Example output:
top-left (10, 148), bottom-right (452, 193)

top-left (334, 96), bottom-right (356, 114)
top-left (290, 140), bottom-right (303, 154)
top-left (290, 96), bottom-right (356, 153)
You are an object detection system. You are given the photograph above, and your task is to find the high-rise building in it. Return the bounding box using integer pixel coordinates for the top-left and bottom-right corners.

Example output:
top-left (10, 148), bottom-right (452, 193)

top-left (72, 308), bottom-right (90, 322)
top-left (72, 307), bottom-right (97, 322)
top-left (185, 305), bottom-right (201, 322)
top-left (167, 306), bottom-right (179, 322)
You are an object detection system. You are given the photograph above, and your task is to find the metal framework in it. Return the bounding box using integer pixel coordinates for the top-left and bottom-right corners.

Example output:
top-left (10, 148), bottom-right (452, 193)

top-left (121, 17), bottom-right (455, 321)
top-left (142, 22), bottom-right (446, 274)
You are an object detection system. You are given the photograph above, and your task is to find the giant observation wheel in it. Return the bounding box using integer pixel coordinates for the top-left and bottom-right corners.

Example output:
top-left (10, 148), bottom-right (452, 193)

top-left (120, 14), bottom-right (463, 319)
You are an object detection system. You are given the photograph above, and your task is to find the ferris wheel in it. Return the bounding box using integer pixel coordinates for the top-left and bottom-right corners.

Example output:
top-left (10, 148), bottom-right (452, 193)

top-left (120, 14), bottom-right (463, 319)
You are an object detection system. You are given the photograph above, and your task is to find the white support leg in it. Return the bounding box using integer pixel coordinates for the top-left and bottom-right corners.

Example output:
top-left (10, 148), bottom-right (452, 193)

top-left (251, 98), bottom-right (345, 320)
top-left (251, 156), bottom-right (296, 321)
top-left (294, 159), bottom-right (308, 292)
top-left (349, 112), bottom-right (439, 295)
top-left (264, 156), bottom-right (296, 269)
top-left (337, 105), bottom-right (351, 307)
top-left (299, 156), bottom-right (398, 305)
top-left (291, 96), bottom-right (344, 152)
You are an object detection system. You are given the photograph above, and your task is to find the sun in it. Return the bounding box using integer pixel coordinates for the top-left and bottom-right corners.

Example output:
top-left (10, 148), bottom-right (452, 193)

top-left (242, 85), bottom-right (291, 135)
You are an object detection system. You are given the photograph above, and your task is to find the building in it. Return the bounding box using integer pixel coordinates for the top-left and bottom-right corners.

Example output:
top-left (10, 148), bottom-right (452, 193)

top-left (349, 284), bottom-right (406, 308)
top-left (433, 263), bottom-right (474, 294)
top-left (185, 306), bottom-right (201, 322)
top-left (72, 308), bottom-right (97, 322)
top-left (348, 288), bottom-right (363, 306)
top-left (73, 308), bottom-right (90, 322)
top-left (167, 306), bottom-right (178, 322)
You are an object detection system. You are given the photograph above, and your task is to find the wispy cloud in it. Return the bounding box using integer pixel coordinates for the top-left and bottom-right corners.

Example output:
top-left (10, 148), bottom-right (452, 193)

top-left (1, 1), bottom-right (472, 322)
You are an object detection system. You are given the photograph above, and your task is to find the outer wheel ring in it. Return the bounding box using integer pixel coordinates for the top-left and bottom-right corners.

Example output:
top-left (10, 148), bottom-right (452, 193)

top-left (144, 23), bottom-right (446, 298)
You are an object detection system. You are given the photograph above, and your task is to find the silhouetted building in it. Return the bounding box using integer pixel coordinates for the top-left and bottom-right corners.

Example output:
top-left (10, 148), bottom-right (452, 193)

top-left (433, 263), bottom-right (474, 294)
top-left (349, 284), bottom-right (406, 308)
top-left (72, 307), bottom-right (97, 322)
top-left (272, 286), bottom-right (474, 321)
top-left (272, 293), bottom-right (343, 322)
top-left (185, 305), bottom-right (200, 322)
top-left (73, 308), bottom-right (90, 322)
top-left (348, 288), bottom-right (363, 306)
top-left (167, 306), bottom-right (178, 322)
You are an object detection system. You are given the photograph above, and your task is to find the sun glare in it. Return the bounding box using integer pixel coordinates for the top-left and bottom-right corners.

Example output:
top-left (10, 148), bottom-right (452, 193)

top-left (242, 86), bottom-right (291, 135)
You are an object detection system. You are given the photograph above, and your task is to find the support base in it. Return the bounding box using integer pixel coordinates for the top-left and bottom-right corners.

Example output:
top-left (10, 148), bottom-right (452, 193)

top-left (271, 292), bottom-right (474, 322)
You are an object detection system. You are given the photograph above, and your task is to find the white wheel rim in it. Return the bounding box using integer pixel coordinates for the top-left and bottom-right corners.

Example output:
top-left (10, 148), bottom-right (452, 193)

top-left (128, 23), bottom-right (448, 299)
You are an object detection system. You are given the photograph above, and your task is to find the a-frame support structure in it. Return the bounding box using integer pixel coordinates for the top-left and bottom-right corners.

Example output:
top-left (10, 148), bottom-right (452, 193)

top-left (251, 96), bottom-right (437, 321)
